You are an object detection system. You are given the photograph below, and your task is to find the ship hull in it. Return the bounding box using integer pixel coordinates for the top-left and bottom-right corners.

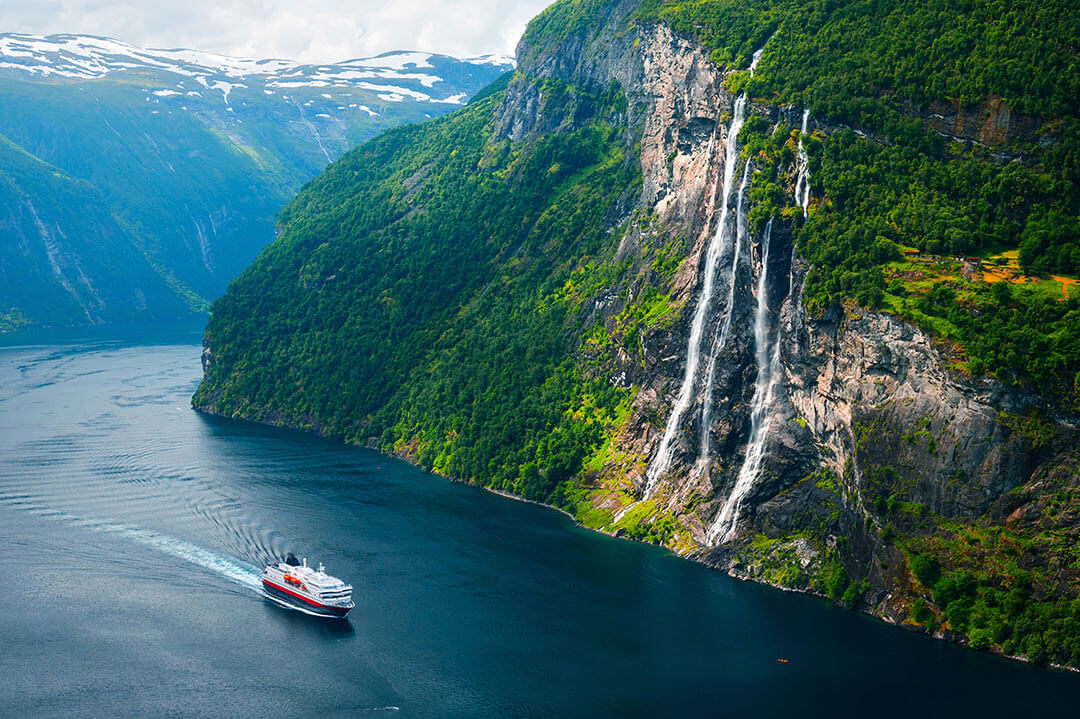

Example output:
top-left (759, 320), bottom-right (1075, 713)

top-left (262, 579), bottom-right (353, 618)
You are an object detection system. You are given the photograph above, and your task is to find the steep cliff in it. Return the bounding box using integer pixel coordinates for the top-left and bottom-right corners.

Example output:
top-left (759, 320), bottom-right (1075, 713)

top-left (196, 0), bottom-right (1080, 667)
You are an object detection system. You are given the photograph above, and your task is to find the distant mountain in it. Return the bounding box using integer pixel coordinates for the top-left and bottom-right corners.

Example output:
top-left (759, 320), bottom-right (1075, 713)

top-left (0, 33), bottom-right (512, 330)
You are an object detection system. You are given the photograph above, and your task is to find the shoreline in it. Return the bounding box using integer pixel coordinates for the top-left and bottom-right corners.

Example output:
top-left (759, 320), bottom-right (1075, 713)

top-left (191, 404), bottom-right (1078, 675)
top-left (394, 444), bottom-right (1080, 676)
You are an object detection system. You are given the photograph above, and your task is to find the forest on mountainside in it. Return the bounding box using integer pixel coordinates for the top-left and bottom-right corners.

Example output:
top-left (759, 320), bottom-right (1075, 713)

top-left (199, 0), bottom-right (1080, 517)
top-left (196, 0), bottom-right (1080, 666)
top-left (197, 74), bottom-right (641, 502)
top-left (629, 0), bottom-right (1080, 405)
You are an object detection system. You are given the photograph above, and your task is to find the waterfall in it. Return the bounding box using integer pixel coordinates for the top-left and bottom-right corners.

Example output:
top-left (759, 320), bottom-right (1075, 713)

top-left (644, 100), bottom-right (749, 495)
top-left (644, 45), bottom-right (768, 496)
top-left (794, 109), bottom-right (811, 214)
top-left (790, 108), bottom-right (811, 301)
top-left (707, 217), bottom-right (782, 544)
top-left (706, 111), bottom-right (810, 544)
top-left (698, 158), bottom-right (751, 461)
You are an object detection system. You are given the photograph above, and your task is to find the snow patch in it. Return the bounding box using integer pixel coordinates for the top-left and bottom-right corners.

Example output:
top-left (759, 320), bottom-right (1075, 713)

top-left (343, 51), bottom-right (434, 69)
top-left (433, 92), bottom-right (467, 104)
top-left (464, 54), bottom-right (515, 68)
top-left (0, 33), bottom-right (507, 110)
top-left (208, 79), bottom-right (245, 103)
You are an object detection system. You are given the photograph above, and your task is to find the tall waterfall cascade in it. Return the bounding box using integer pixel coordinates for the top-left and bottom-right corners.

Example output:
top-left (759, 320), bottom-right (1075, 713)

top-left (706, 218), bottom-right (783, 545)
top-left (795, 109), bottom-right (811, 213)
top-left (706, 110), bottom-right (813, 545)
top-left (699, 158), bottom-right (751, 462)
top-left (644, 45), bottom-right (768, 497)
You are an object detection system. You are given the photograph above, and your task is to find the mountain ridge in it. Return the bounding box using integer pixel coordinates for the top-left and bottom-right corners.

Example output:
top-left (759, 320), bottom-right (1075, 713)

top-left (0, 33), bottom-right (511, 103)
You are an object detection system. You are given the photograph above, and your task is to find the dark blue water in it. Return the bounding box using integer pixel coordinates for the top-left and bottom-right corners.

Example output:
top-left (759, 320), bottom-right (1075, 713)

top-left (1, 330), bottom-right (1078, 717)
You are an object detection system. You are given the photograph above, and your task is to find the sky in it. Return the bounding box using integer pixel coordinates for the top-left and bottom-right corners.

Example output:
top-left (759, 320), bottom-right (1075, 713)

top-left (0, 0), bottom-right (554, 63)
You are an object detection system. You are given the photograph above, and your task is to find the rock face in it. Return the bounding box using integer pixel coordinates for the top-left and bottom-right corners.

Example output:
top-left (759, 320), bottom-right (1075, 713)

top-left (786, 303), bottom-right (1037, 519)
top-left (494, 2), bottom-right (727, 233)
top-left (918, 97), bottom-right (1041, 147)
top-left (494, 0), bottom-right (1079, 611)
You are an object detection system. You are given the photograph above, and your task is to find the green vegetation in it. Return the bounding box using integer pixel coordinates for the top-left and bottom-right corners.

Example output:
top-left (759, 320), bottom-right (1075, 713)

top-left (638, 0), bottom-right (1080, 406)
top-left (730, 467), bottom-right (875, 605)
top-left (755, 461), bottom-right (1080, 666)
top-left (640, 0), bottom-right (1079, 122)
top-left (799, 130), bottom-right (1080, 404)
top-left (0, 127), bottom-right (200, 327)
top-left (910, 553), bottom-right (942, 588)
top-left (870, 451), bottom-right (1080, 666)
top-left (198, 76), bottom-right (647, 506)
top-left (733, 533), bottom-right (810, 591)
top-left (0, 306), bottom-right (31, 333)
top-left (908, 557), bottom-right (1080, 666)
top-left (196, 0), bottom-right (1080, 666)
top-left (522, 0), bottom-right (623, 64)
top-left (607, 498), bottom-right (683, 545)
top-left (732, 531), bottom-right (868, 608)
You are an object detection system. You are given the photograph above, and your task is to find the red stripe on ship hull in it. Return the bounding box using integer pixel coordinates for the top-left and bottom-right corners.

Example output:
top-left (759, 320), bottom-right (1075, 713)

top-left (262, 578), bottom-right (346, 612)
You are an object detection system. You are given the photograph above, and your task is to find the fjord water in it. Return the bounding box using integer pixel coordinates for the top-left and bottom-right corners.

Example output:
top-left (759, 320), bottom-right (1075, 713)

top-left (2, 331), bottom-right (1077, 717)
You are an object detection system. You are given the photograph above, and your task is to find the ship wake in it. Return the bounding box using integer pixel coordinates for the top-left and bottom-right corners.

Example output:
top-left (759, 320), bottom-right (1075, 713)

top-left (0, 495), bottom-right (262, 590)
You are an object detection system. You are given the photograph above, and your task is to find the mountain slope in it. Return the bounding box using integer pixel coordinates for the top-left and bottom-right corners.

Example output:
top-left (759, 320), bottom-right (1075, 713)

top-left (194, 0), bottom-right (1080, 667)
top-left (0, 132), bottom-right (190, 326)
top-left (0, 33), bottom-right (511, 330)
top-left (196, 72), bottom-right (640, 493)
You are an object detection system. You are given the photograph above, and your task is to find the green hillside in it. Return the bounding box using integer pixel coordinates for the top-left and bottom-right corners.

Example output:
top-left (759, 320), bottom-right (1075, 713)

top-left (200, 0), bottom-right (1080, 471)
top-left (0, 45), bottom-right (509, 331)
top-left (0, 77), bottom-right (285, 329)
top-left (0, 132), bottom-right (195, 327)
top-left (197, 73), bottom-right (641, 500)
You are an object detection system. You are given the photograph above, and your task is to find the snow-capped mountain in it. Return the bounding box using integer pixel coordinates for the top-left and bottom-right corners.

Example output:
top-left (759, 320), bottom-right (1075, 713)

top-left (0, 33), bottom-right (511, 107)
top-left (0, 33), bottom-right (513, 331)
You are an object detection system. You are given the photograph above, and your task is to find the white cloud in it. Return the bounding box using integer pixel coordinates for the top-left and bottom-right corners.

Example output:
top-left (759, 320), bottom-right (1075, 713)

top-left (3, 0), bottom-right (552, 63)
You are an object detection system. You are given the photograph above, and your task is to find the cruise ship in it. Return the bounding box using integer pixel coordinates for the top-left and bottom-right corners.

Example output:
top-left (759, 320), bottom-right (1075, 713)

top-left (261, 554), bottom-right (354, 618)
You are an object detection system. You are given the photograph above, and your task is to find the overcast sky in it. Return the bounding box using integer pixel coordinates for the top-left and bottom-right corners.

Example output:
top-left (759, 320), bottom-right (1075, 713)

top-left (1, 0), bottom-right (554, 62)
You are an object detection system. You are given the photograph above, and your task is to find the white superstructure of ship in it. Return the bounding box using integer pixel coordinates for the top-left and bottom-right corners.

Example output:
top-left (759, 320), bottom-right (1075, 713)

top-left (261, 554), bottom-right (353, 618)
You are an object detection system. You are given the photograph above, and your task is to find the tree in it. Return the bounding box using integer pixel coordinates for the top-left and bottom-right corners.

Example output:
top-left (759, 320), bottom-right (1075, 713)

top-left (911, 553), bottom-right (941, 587)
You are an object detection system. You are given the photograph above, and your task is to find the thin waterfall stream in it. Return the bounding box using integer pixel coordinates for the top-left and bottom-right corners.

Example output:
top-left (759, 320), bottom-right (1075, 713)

top-left (644, 98), bottom-right (750, 495)
top-left (698, 157), bottom-right (751, 463)
top-left (795, 109), bottom-right (811, 213)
